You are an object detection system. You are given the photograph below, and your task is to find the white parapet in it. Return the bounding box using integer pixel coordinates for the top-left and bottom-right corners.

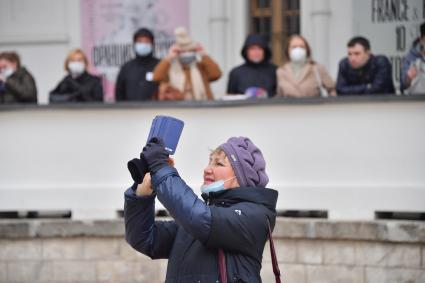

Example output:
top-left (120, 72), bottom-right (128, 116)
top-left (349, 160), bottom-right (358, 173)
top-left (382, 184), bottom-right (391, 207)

top-left (0, 98), bottom-right (424, 219)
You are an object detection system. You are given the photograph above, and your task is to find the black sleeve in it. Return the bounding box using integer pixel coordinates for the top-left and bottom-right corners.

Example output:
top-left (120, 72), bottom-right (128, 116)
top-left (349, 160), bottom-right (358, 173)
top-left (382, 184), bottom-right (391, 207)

top-left (226, 68), bottom-right (239, 94)
top-left (366, 57), bottom-right (395, 94)
top-left (115, 67), bottom-right (126, 101)
top-left (49, 77), bottom-right (80, 103)
top-left (124, 186), bottom-right (178, 259)
top-left (336, 61), bottom-right (366, 95)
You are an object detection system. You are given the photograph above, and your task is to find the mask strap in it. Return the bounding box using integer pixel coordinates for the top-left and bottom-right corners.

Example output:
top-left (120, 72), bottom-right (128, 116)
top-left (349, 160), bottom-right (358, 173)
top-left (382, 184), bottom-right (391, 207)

top-left (223, 176), bottom-right (236, 183)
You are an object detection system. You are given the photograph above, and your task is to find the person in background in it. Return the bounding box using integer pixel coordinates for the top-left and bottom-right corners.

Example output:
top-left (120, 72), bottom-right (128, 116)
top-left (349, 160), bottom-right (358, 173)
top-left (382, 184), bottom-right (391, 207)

top-left (401, 22), bottom-right (425, 95)
top-left (0, 51), bottom-right (37, 104)
top-left (124, 136), bottom-right (277, 282)
top-left (336, 36), bottom-right (395, 95)
top-left (153, 27), bottom-right (221, 101)
top-left (115, 28), bottom-right (159, 101)
top-left (227, 33), bottom-right (277, 97)
top-left (276, 35), bottom-right (336, 98)
top-left (50, 49), bottom-right (103, 103)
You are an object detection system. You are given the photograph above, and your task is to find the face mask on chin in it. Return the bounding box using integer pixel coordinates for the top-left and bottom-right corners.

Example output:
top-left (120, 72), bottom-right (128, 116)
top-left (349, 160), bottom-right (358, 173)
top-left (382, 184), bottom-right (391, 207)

top-left (200, 176), bottom-right (236, 196)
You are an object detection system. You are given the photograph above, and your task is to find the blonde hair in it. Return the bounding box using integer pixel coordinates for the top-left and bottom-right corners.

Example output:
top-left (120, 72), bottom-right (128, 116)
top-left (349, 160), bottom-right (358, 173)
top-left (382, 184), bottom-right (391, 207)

top-left (64, 48), bottom-right (88, 72)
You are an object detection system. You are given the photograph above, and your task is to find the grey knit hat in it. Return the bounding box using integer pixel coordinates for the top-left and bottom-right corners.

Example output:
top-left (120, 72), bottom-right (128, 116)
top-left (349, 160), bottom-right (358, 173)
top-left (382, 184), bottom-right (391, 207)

top-left (219, 137), bottom-right (269, 188)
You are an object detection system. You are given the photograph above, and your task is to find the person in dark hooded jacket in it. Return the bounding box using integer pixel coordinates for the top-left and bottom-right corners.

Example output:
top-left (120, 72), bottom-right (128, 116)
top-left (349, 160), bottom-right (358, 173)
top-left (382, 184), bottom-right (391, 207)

top-left (115, 28), bottom-right (159, 101)
top-left (227, 34), bottom-right (277, 97)
top-left (124, 136), bottom-right (278, 282)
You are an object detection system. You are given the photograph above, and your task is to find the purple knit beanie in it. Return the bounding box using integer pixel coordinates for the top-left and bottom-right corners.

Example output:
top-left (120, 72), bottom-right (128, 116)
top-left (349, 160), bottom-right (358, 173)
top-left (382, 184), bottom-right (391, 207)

top-left (219, 137), bottom-right (269, 188)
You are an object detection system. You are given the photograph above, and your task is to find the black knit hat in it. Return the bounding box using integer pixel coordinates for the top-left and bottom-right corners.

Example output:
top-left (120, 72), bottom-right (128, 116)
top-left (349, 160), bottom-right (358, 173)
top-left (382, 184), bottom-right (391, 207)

top-left (133, 28), bottom-right (155, 43)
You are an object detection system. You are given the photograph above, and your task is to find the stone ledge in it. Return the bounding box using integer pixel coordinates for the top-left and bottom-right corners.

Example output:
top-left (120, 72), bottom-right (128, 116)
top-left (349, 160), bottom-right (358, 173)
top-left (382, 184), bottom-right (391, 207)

top-left (1, 95), bottom-right (424, 112)
top-left (0, 218), bottom-right (424, 243)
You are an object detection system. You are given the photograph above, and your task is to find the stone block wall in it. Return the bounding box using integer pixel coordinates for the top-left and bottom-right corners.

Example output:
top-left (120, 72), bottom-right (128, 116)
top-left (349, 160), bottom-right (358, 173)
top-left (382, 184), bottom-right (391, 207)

top-left (0, 219), bottom-right (424, 283)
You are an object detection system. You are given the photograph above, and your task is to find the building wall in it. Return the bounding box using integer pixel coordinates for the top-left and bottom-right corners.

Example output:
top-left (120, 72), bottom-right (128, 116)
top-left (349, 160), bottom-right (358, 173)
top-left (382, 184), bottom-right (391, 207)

top-left (0, 219), bottom-right (424, 283)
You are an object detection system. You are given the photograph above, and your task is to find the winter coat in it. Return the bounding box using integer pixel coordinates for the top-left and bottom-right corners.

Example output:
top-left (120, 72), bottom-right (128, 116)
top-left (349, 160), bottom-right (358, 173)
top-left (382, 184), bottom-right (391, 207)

top-left (227, 34), bottom-right (277, 97)
top-left (124, 166), bottom-right (278, 283)
top-left (276, 62), bottom-right (336, 98)
top-left (336, 55), bottom-right (395, 95)
top-left (49, 72), bottom-right (103, 103)
top-left (153, 55), bottom-right (221, 101)
top-left (0, 67), bottom-right (37, 103)
top-left (115, 54), bottom-right (159, 101)
top-left (401, 38), bottom-right (425, 92)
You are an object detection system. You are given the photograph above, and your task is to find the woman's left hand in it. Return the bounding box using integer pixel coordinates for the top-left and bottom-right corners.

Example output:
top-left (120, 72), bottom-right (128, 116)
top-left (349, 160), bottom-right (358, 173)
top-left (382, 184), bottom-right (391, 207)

top-left (136, 173), bottom-right (153, 196)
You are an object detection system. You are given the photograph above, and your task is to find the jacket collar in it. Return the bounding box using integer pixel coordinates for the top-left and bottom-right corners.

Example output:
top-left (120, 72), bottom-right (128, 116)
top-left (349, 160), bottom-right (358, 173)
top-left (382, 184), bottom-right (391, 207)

top-left (202, 187), bottom-right (278, 211)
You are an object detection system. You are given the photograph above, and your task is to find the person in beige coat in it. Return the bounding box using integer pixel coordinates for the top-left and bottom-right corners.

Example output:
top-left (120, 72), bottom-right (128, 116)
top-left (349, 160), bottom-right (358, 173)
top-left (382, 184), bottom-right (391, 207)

top-left (153, 27), bottom-right (221, 101)
top-left (276, 35), bottom-right (336, 98)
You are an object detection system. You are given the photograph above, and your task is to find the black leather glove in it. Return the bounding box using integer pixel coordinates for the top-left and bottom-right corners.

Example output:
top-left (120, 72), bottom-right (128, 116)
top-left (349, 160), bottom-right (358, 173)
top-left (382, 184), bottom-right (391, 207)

top-left (127, 157), bottom-right (148, 184)
top-left (142, 137), bottom-right (169, 175)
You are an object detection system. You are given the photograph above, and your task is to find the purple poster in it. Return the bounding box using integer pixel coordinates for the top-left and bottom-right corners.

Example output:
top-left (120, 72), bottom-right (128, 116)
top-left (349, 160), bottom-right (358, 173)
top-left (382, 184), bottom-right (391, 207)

top-left (81, 0), bottom-right (189, 102)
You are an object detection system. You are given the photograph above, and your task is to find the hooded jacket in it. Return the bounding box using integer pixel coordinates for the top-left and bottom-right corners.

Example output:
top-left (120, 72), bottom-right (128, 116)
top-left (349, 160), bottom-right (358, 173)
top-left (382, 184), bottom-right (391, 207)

top-left (124, 166), bottom-right (278, 282)
top-left (227, 34), bottom-right (277, 97)
top-left (401, 38), bottom-right (425, 91)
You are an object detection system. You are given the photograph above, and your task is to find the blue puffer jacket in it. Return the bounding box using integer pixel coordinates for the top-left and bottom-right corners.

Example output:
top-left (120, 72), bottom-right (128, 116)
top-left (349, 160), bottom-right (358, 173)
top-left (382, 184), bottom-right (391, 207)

top-left (124, 166), bottom-right (278, 283)
top-left (336, 55), bottom-right (395, 95)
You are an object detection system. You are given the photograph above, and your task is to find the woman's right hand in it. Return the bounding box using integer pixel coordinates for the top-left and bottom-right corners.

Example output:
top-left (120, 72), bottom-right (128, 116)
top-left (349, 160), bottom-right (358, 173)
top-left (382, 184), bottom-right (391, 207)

top-left (167, 44), bottom-right (180, 60)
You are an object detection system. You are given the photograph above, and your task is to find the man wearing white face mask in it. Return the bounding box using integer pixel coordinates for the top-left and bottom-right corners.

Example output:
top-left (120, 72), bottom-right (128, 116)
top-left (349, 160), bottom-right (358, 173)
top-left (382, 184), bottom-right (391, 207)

top-left (50, 49), bottom-right (103, 103)
top-left (153, 27), bottom-right (221, 101)
top-left (115, 28), bottom-right (159, 101)
top-left (0, 51), bottom-right (37, 104)
top-left (276, 35), bottom-right (336, 98)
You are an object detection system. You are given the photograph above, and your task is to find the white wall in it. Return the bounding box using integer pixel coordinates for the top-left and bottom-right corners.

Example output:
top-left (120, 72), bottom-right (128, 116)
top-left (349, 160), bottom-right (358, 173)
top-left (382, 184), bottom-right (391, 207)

top-left (0, 0), bottom-right (81, 104)
top-left (302, 0), bottom-right (354, 79)
top-left (1, 101), bottom-right (424, 220)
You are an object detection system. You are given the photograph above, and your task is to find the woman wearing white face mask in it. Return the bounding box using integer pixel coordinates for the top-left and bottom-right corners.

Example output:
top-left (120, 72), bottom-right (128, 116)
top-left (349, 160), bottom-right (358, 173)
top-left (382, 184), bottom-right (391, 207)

top-left (50, 49), bottom-right (103, 103)
top-left (276, 35), bottom-right (336, 98)
top-left (124, 136), bottom-right (278, 282)
top-left (0, 51), bottom-right (37, 104)
top-left (152, 27), bottom-right (222, 101)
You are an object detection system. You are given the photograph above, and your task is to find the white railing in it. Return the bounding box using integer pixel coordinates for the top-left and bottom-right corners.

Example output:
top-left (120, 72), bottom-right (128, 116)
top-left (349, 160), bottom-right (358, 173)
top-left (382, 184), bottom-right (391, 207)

top-left (1, 97), bottom-right (424, 219)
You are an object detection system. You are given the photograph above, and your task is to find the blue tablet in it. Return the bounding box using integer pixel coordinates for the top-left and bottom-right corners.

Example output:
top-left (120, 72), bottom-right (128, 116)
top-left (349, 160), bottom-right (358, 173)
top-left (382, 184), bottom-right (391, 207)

top-left (147, 115), bottom-right (184, 154)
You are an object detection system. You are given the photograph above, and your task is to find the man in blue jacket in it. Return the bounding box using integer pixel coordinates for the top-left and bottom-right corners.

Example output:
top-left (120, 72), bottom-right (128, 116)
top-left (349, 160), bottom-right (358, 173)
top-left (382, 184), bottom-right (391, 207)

top-left (336, 36), bottom-right (395, 95)
top-left (124, 136), bottom-right (278, 282)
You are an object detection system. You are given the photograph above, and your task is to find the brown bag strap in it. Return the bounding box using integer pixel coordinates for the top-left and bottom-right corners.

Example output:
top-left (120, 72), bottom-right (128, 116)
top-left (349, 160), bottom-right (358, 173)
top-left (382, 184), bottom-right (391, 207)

top-left (217, 219), bottom-right (281, 283)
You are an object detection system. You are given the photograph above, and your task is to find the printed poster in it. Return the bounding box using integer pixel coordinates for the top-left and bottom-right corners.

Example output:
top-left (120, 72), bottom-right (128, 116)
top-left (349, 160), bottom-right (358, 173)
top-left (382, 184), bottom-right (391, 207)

top-left (81, 0), bottom-right (189, 101)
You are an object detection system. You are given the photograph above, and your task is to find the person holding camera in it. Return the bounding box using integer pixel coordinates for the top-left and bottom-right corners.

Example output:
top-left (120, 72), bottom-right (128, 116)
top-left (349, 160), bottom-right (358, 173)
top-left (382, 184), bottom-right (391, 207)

top-left (401, 22), bottom-right (425, 95)
top-left (152, 27), bottom-right (221, 101)
top-left (124, 136), bottom-right (278, 282)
